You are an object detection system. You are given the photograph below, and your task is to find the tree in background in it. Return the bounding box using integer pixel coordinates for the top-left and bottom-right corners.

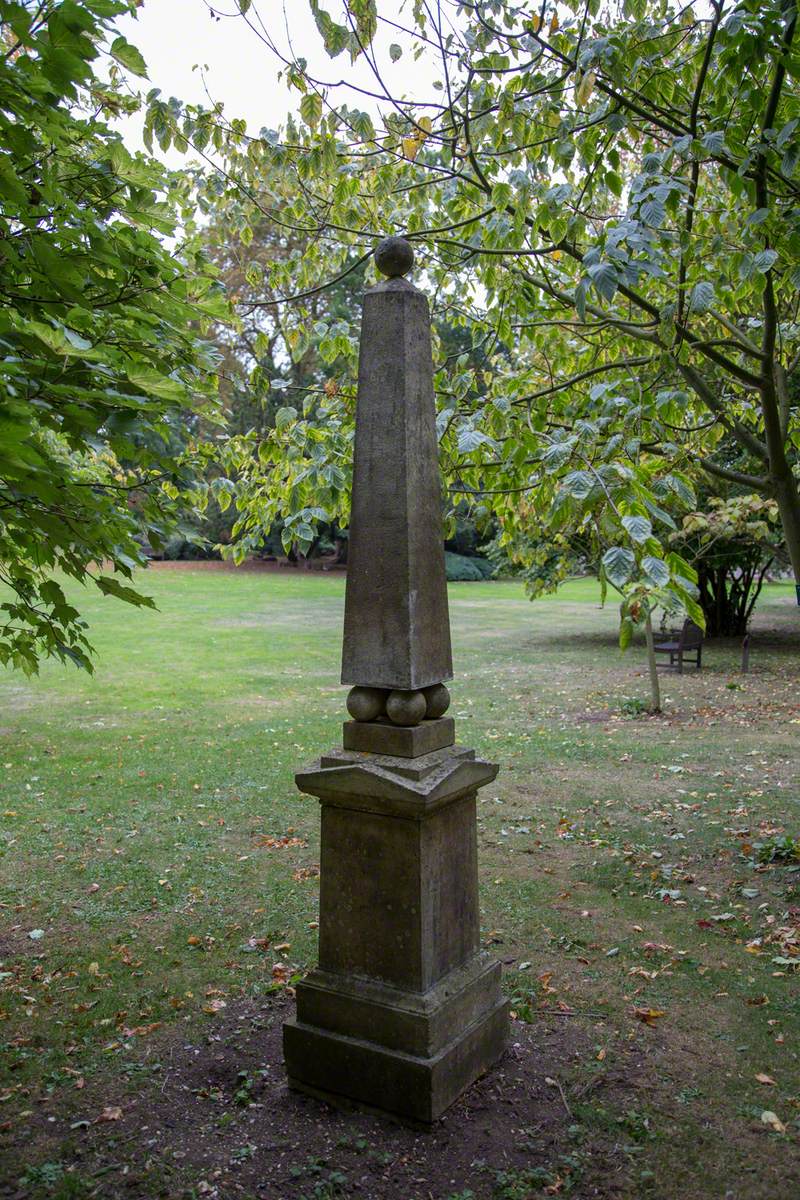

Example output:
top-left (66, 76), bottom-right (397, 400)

top-left (0, 0), bottom-right (224, 672)
top-left (495, 478), bottom-right (784, 638)
top-left (163, 149), bottom-right (367, 560)
top-left (670, 493), bottom-right (785, 636)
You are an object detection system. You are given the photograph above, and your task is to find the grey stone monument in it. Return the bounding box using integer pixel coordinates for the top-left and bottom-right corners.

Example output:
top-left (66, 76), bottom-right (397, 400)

top-left (283, 236), bottom-right (508, 1124)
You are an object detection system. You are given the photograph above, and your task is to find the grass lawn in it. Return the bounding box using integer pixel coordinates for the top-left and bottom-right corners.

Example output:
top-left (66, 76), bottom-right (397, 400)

top-left (0, 567), bottom-right (798, 1200)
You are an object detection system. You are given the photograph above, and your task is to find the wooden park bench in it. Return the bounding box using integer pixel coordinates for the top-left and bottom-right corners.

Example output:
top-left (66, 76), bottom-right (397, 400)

top-left (654, 618), bottom-right (704, 673)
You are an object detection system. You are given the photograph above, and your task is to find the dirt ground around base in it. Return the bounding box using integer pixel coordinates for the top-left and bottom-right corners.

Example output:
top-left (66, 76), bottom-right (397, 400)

top-left (2, 993), bottom-right (796, 1200)
top-left (0, 994), bottom-right (636, 1200)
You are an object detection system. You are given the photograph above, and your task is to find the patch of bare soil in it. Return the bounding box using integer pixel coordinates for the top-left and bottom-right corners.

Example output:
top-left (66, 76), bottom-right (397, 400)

top-left (0, 994), bottom-right (644, 1200)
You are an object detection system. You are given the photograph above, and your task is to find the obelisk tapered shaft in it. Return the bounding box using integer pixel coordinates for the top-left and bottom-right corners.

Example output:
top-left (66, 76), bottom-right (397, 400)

top-left (341, 271), bottom-right (452, 691)
top-left (284, 238), bottom-right (507, 1124)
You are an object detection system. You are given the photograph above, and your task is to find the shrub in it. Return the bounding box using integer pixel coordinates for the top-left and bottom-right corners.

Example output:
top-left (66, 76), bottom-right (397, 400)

top-left (445, 552), bottom-right (495, 581)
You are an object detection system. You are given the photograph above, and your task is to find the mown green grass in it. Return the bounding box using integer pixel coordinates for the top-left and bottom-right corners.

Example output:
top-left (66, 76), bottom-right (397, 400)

top-left (1, 568), bottom-right (798, 1199)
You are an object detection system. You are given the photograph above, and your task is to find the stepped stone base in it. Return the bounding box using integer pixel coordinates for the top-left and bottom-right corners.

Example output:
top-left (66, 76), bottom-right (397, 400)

top-left (285, 991), bottom-right (507, 1125)
top-left (285, 744), bottom-right (507, 1123)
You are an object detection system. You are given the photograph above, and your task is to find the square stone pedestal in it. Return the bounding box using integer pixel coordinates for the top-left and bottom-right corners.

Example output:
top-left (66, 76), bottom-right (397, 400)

top-left (283, 744), bottom-right (508, 1124)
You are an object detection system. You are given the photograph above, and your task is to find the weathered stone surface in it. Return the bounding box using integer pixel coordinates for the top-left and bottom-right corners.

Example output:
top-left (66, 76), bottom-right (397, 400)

top-left (374, 235), bottom-right (415, 278)
top-left (297, 738), bottom-right (495, 817)
top-left (284, 745), bottom-right (507, 1123)
top-left (285, 994), bottom-right (508, 1125)
top-left (342, 715), bottom-right (455, 758)
top-left (341, 275), bottom-right (452, 691)
top-left (346, 686), bottom-right (387, 722)
top-left (422, 682), bottom-right (450, 719)
top-left (321, 742), bottom-right (472, 780)
top-left (284, 239), bottom-right (506, 1125)
top-left (292, 953), bottom-right (502, 1057)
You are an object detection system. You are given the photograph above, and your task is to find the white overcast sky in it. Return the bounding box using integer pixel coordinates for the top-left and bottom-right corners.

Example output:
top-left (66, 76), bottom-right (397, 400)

top-left (114, 0), bottom-right (441, 156)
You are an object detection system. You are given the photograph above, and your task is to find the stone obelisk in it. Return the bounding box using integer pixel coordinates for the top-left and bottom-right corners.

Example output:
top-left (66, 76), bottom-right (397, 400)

top-left (283, 237), bottom-right (508, 1124)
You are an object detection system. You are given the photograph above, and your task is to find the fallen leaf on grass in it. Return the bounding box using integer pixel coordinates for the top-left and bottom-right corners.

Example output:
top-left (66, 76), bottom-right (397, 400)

top-left (292, 866), bottom-right (319, 881)
top-left (755, 1073), bottom-right (776, 1085)
top-left (254, 835), bottom-right (306, 850)
top-left (203, 999), bottom-right (227, 1014)
top-left (96, 1106), bottom-right (123, 1123)
top-left (629, 966), bottom-right (658, 980)
top-left (122, 1022), bottom-right (161, 1039)
top-left (633, 1007), bottom-right (666, 1026)
top-left (760, 1110), bottom-right (787, 1133)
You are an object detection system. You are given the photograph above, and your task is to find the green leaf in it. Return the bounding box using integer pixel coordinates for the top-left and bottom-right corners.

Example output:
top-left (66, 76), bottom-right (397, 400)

top-left (587, 262), bottom-right (618, 302)
top-left (541, 440), bottom-right (574, 470)
top-left (109, 36), bottom-right (148, 78)
top-left (125, 366), bottom-right (185, 402)
top-left (457, 427), bottom-right (496, 454)
top-left (275, 406), bottom-right (298, 431)
top-left (300, 92), bottom-right (323, 128)
top-left (96, 577), bottom-right (156, 608)
top-left (602, 546), bottom-right (635, 587)
top-left (562, 470), bottom-right (593, 499)
top-left (619, 615), bottom-right (634, 651)
top-left (688, 281), bottom-right (714, 313)
top-left (642, 555), bottom-right (669, 586)
top-left (622, 514), bottom-right (652, 544)
top-left (667, 551), bottom-right (697, 585)
top-left (389, 43), bottom-right (402, 61)
top-left (752, 249), bottom-right (777, 273)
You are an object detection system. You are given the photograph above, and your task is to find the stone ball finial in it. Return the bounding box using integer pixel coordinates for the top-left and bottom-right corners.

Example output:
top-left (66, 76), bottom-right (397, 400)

top-left (375, 236), bottom-right (414, 278)
top-left (346, 686), bottom-right (387, 723)
top-left (386, 689), bottom-right (427, 726)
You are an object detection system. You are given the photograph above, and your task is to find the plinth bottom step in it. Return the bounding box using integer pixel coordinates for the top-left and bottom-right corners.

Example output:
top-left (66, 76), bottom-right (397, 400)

top-left (284, 996), bottom-right (508, 1124)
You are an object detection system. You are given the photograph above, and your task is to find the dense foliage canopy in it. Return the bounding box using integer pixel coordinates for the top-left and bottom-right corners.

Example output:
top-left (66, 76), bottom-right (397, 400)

top-left (3, 0), bottom-right (798, 674)
top-left (0, 0), bottom-right (223, 672)
top-left (150, 0), bottom-right (799, 647)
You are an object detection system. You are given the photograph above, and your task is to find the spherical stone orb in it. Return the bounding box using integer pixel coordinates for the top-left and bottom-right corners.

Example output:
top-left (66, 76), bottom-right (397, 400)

top-left (386, 689), bottom-right (427, 727)
top-left (346, 686), bottom-right (387, 723)
top-left (422, 683), bottom-right (451, 720)
top-left (374, 236), bottom-right (414, 278)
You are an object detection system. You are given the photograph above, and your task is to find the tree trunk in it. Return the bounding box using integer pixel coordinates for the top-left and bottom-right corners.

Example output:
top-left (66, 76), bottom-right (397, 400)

top-left (773, 474), bottom-right (800, 587)
top-left (644, 612), bottom-right (662, 714)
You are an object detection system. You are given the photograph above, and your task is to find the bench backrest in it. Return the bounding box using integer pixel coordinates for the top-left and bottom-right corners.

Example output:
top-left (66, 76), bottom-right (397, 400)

top-left (680, 619), bottom-right (703, 648)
